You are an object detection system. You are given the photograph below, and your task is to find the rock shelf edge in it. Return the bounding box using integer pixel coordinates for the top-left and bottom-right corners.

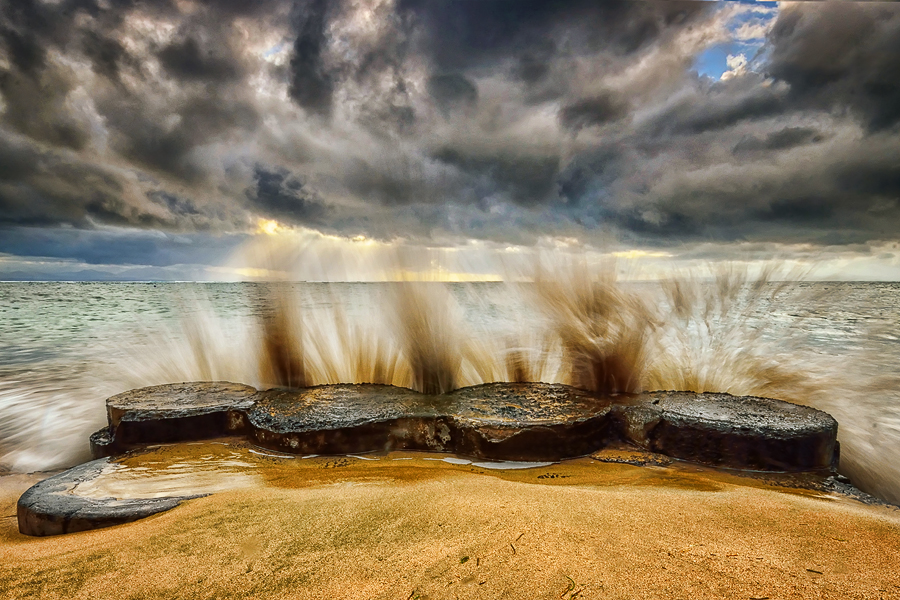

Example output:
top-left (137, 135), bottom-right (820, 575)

top-left (18, 381), bottom-right (840, 536)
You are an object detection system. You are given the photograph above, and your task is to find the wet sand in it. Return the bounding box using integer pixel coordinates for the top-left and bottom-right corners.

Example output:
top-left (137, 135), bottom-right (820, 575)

top-left (2, 444), bottom-right (900, 599)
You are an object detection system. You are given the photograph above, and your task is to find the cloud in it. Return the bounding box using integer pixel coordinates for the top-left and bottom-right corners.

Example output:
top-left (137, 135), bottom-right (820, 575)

top-left (1, 0), bottom-right (900, 277)
top-left (732, 126), bottom-right (823, 155)
top-left (558, 92), bottom-right (630, 131)
top-left (427, 73), bottom-right (478, 115)
top-left (0, 226), bottom-right (247, 268)
top-left (287, 0), bottom-right (335, 117)
top-left (720, 53), bottom-right (748, 81)
top-left (157, 36), bottom-right (242, 83)
top-left (647, 74), bottom-right (787, 136)
top-left (246, 165), bottom-right (329, 224)
top-left (767, 1), bottom-right (900, 131)
top-left (81, 29), bottom-right (135, 83)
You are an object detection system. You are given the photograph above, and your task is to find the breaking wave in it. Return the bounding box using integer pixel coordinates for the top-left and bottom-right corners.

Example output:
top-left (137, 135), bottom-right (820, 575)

top-left (1, 250), bottom-right (898, 505)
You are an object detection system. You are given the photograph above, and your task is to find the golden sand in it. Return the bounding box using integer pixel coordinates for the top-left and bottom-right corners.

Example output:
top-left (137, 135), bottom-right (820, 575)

top-left (2, 444), bottom-right (899, 599)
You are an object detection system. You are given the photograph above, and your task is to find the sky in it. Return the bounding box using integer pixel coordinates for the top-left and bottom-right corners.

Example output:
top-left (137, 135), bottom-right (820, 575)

top-left (1, 0), bottom-right (900, 281)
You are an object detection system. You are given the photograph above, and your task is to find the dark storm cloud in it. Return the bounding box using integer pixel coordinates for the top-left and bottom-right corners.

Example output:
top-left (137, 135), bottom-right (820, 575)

top-left (0, 0), bottom-right (256, 177)
top-left (81, 29), bottom-right (134, 83)
top-left (0, 0), bottom-right (270, 258)
top-left (192, 0), bottom-right (279, 18)
top-left (547, 2), bottom-right (900, 247)
top-left (341, 154), bottom-right (434, 208)
top-left (427, 73), bottom-right (477, 115)
top-left (732, 127), bottom-right (823, 155)
top-left (288, 0), bottom-right (335, 117)
top-left (833, 147), bottom-right (900, 200)
top-left (0, 0), bottom-right (173, 65)
top-left (0, 23), bottom-right (46, 74)
top-left (759, 197), bottom-right (834, 224)
top-left (0, 131), bottom-right (226, 231)
top-left (513, 52), bottom-right (553, 86)
top-left (0, 226), bottom-right (246, 267)
top-left (247, 166), bottom-right (329, 223)
top-left (648, 74), bottom-right (787, 136)
top-left (397, 0), bottom-right (710, 72)
top-left (148, 191), bottom-right (201, 217)
top-left (767, 1), bottom-right (900, 131)
top-left (432, 148), bottom-right (561, 208)
top-left (4, 0), bottom-right (900, 277)
top-left (93, 80), bottom-right (259, 182)
top-left (281, 0), bottom-right (713, 127)
top-left (0, 68), bottom-right (91, 150)
top-left (559, 92), bottom-right (629, 131)
top-left (0, 132), bottom-right (130, 227)
top-left (557, 148), bottom-right (624, 206)
top-left (157, 36), bottom-right (242, 83)
top-left (285, 0), bottom-right (420, 136)
top-left (0, 4), bottom-right (92, 151)
top-left (274, 0), bottom-right (900, 247)
top-left (606, 131), bottom-right (900, 246)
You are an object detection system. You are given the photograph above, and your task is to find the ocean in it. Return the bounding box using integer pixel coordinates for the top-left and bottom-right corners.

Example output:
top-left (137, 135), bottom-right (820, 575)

top-left (1, 280), bottom-right (899, 504)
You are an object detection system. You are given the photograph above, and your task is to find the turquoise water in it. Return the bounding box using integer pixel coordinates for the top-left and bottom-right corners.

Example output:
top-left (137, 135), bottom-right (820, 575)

top-left (1, 281), bottom-right (898, 504)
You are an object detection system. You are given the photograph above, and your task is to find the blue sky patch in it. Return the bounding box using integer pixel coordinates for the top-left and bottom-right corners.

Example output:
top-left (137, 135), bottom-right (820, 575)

top-left (694, 0), bottom-right (778, 79)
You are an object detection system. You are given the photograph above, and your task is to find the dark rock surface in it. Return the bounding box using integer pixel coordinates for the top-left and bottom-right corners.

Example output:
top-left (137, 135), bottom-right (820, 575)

top-left (614, 391), bottom-right (839, 471)
top-left (17, 458), bottom-right (201, 536)
top-left (95, 382), bottom-right (258, 456)
top-left (247, 383), bottom-right (613, 461)
top-left (448, 383), bottom-right (615, 460)
top-left (248, 384), bottom-right (448, 455)
top-left (21, 382), bottom-right (846, 536)
top-left (91, 382), bottom-right (840, 470)
top-left (89, 426), bottom-right (116, 459)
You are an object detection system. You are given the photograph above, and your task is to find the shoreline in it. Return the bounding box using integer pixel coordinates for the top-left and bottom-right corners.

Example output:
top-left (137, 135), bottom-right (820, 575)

top-left (3, 447), bottom-right (900, 599)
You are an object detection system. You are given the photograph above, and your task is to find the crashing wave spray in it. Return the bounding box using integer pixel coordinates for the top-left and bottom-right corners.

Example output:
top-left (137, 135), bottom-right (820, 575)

top-left (530, 258), bottom-right (653, 395)
top-left (1, 245), bottom-right (898, 506)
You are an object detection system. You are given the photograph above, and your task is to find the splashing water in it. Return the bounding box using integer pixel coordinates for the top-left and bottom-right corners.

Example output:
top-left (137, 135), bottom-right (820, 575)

top-left (1, 260), bottom-right (899, 506)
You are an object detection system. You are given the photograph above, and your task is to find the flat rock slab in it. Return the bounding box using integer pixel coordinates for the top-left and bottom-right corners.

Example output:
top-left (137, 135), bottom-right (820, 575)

top-left (247, 383), bottom-right (612, 460)
top-left (248, 384), bottom-right (447, 433)
top-left (447, 383), bottom-right (614, 460)
top-left (96, 382), bottom-right (258, 455)
top-left (17, 458), bottom-right (200, 537)
top-left (248, 384), bottom-right (447, 455)
top-left (615, 391), bottom-right (839, 471)
top-left (23, 383), bottom-right (844, 536)
top-left (87, 382), bottom-right (840, 470)
top-left (89, 382), bottom-right (840, 470)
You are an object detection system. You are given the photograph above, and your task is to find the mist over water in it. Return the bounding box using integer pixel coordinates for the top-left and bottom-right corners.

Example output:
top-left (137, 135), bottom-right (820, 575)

top-left (1, 265), bottom-right (899, 505)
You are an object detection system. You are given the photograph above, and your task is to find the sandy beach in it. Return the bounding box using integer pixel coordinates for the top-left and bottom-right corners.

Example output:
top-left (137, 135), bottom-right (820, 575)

top-left (2, 444), bottom-right (899, 600)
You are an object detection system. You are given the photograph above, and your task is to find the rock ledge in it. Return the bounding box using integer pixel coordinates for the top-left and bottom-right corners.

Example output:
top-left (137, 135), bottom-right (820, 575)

top-left (19, 381), bottom-right (840, 536)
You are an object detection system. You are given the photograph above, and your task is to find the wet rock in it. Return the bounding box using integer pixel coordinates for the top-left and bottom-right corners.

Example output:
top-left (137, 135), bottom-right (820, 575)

top-left (98, 382), bottom-right (258, 456)
top-left (591, 446), bottom-right (674, 467)
top-left (21, 382), bottom-right (847, 535)
top-left (246, 382), bottom-right (613, 461)
top-left (619, 391), bottom-right (839, 471)
top-left (448, 383), bottom-right (614, 460)
top-left (89, 426), bottom-right (115, 459)
top-left (17, 458), bottom-right (201, 536)
top-left (247, 384), bottom-right (451, 455)
top-left (95, 382), bottom-right (840, 471)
